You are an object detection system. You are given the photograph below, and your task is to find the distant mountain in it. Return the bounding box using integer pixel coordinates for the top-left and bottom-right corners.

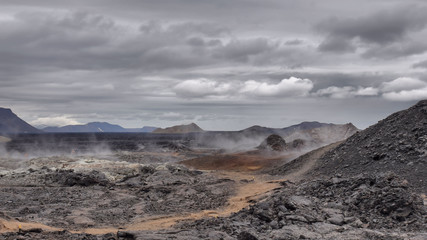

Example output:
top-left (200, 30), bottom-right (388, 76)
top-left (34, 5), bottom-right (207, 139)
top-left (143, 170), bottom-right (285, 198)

top-left (239, 121), bottom-right (334, 136)
top-left (194, 121), bottom-right (358, 151)
top-left (140, 126), bottom-right (158, 132)
top-left (43, 122), bottom-right (126, 133)
top-left (0, 107), bottom-right (42, 134)
top-left (43, 123), bottom-right (158, 133)
top-left (153, 123), bottom-right (204, 134)
top-left (284, 121), bottom-right (331, 131)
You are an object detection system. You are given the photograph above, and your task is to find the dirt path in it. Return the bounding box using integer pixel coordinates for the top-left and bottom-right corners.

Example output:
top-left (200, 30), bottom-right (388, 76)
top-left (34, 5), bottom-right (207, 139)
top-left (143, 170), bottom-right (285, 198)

top-left (0, 218), bottom-right (62, 233)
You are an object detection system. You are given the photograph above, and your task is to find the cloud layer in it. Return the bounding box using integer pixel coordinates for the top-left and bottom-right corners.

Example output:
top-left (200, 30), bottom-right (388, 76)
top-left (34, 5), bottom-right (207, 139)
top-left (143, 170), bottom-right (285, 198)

top-left (174, 77), bottom-right (313, 99)
top-left (317, 5), bottom-right (427, 59)
top-left (0, 1), bottom-right (426, 130)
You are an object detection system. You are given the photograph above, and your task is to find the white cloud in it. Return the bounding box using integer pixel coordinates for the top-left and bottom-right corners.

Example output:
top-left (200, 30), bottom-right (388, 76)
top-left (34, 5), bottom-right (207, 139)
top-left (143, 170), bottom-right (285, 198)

top-left (315, 86), bottom-right (379, 99)
top-left (173, 78), bottom-right (233, 98)
top-left (31, 116), bottom-right (81, 127)
top-left (380, 77), bottom-right (427, 92)
top-left (179, 76), bottom-right (422, 102)
top-left (355, 87), bottom-right (379, 96)
top-left (380, 77), bottom-right (427, 101)
top-left (174, 77), bottom-right (313, 99)
top-left (382, 87), bottom-right (427, 101)
top-left (240, 77), bottom-right (313, 97)
top-left (315, 86), bottom-right (356, 99)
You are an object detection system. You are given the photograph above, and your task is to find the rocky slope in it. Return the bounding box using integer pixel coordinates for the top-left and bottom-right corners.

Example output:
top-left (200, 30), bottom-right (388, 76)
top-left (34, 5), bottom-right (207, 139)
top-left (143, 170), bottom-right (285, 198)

top-left (312, 100), bottom-right (427, 192)
top-left (0, 108), bottom-right (41, 134)
top-left (153, 123), bottom-right (204, 134)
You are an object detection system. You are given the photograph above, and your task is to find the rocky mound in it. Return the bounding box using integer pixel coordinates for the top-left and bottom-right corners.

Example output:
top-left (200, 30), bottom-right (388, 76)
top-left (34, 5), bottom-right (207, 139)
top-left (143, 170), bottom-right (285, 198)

top-left (258, 134), bottom-right (287, 151)
top-left (290, 139), bottom-right (305, 149)
top-left (312, 100), bottom-right (427, 192)
top-left (153, 123), bottom-right (204, 134)
top-left (258, 135), bottom-right (307, 154)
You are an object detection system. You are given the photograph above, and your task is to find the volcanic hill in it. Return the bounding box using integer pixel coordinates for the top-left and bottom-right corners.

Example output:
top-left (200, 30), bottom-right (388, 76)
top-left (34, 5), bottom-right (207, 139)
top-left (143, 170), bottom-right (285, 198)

top-left (153, 123), bottom-right (204, 134)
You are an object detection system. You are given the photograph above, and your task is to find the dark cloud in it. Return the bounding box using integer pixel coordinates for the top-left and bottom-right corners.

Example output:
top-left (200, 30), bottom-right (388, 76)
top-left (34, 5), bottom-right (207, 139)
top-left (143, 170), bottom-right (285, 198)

top-left (317, 8), bottom-right (427, 44)
top-left (213, 38), bottom-right (279, 63)
top-left (362, 41), bottom-right (427, 59)
top-left (0, 11), bottom-right (290, 73)
top-left (318, 36), bottom-right (356, 53)
top-left (317, 5), bottom-right (427, 57)
top-left (284, 39), bottom-right (304, 45)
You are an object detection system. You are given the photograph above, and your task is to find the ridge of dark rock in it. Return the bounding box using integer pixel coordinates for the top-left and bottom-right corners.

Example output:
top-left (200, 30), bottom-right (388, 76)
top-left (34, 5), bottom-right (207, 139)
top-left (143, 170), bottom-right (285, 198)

top-left (313, 99), bottom-right (427, 192)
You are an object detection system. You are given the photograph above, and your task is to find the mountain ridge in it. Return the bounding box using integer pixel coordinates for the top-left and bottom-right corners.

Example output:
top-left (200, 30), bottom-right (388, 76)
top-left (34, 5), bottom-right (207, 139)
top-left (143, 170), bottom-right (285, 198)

top-left (0, 107), bottom-right (42, 134)
top-left (43, 122), bottom-right (158, 133)
top-left (153, 123), bottom-right (204, 134)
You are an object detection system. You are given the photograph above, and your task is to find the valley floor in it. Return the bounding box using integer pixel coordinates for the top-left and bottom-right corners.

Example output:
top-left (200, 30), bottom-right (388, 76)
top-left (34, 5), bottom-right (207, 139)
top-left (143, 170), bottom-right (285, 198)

top-left (0, 145), bottom-right (426, 240)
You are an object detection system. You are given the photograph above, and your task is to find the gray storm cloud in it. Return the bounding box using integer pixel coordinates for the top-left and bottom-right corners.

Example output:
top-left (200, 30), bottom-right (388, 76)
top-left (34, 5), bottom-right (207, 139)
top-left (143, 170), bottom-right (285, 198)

top-left (316, 5), bottom-right (427, 58)
top-left (0, 0), bottom-right (426, 130)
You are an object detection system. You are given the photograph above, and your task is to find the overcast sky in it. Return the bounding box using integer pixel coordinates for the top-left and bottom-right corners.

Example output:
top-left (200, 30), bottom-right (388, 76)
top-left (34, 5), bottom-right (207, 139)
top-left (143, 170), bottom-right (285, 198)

top-left (1, 0), bottom-right (426, 130)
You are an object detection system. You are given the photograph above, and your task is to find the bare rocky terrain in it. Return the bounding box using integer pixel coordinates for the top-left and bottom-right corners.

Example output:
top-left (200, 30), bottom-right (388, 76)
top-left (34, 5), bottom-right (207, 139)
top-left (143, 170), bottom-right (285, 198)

top-left (312, 99), bottom-right (427, 192)
top-left (0, 101), bottom-right (426, 239)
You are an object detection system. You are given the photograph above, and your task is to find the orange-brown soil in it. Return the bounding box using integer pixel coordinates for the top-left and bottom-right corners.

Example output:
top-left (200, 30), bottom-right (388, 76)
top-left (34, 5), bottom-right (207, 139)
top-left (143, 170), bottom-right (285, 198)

top-left (180, 150), bottom-right (295, 171)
